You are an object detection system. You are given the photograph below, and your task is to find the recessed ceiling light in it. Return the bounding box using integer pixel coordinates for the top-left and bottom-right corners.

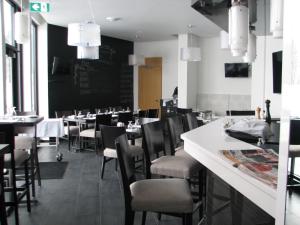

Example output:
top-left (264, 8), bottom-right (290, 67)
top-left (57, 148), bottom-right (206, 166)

top-left (105, 17), bottom-right (121, 22)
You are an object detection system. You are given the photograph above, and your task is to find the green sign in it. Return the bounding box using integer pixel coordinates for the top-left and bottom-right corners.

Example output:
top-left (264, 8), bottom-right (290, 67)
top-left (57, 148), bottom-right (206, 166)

top-left (30, 2), bottom-right (50, 13)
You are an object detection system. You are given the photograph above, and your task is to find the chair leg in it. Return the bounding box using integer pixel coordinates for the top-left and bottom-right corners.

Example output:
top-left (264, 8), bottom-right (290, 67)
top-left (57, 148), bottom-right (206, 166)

top-left (115, 159), bottom-right (118, 171)
top-left (24, 160), bottom-right (31, 212)
top-left (101, 156), bottom-right (106, 179)
top-left (157, 213), bottom-right (161, 221)
top-left (125, 209), bottom-right (135, 225)
top-left (183, 213), bottom-right (192, 225)
top-left (34, 146), bottom-right (41, 186)
top-left (141, 211), bottom-right (147, 225)
top-left (30, 149), bottom-right (36, 197)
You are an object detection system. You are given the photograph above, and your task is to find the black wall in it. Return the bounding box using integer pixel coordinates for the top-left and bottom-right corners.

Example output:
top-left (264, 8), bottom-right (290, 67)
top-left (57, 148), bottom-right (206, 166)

top-left (47, 24), bottom-right (133, 118)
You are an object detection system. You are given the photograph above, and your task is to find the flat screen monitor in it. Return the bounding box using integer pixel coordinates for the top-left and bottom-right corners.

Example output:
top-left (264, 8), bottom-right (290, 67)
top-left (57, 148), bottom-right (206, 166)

top-left (272, 51), bottom-right (282, 94)
top-left (51, 57), bottom-right (71, 75)
top-left (225, 63), bottom-right (249, 78)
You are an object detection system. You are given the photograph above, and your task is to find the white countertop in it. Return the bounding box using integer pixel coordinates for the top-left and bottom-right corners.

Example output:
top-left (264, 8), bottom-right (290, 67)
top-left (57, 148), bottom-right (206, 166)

top-left (181, 118), bottom-right (277, 217)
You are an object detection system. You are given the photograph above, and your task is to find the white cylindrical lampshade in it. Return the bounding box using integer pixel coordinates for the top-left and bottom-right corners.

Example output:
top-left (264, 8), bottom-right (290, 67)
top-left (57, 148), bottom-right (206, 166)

top-left (220, 30), bottom-right (229, 49)
top-left (270, 0), bottom-right (283, 38)
top-left (128, 54), bottom-right (145, 66)
top-left (243, 33), bottom-right (257, 63)
top-left (68, 22), bottom-right (101, 47)
top-left (14, 12), bottom-right (29, 44)
top-left (180, 47), bottom-right (201, 62)
top-left (77, 46), bottom-right (99, 59)
top-left (229, 5), bottom-right (249, 57)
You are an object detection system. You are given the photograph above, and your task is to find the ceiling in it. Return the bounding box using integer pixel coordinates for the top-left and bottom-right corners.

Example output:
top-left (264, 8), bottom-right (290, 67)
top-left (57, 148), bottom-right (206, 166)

top-left (41, 0), bottom-right (222, 42)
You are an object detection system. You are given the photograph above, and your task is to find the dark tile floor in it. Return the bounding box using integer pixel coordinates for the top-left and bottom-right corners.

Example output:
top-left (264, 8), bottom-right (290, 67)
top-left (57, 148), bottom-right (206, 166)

top-left (7, 142), bottom-right (191, 225)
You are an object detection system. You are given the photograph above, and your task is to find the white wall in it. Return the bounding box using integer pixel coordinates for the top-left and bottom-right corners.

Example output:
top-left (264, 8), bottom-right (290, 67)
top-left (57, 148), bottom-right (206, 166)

top-left (133, 39), bottom-right (178, 110)
top-left (198, 37), bottom-right (251, 95)
top-left (252, 36), bottom-right (282, 118)
top-left (197, 37), bottom-right (252, 115)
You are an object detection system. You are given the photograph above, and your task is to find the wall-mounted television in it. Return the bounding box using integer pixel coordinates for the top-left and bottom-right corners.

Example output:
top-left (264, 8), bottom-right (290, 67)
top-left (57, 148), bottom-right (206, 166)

top-left (225, 63), bottom-right (249, 78)
top-left (51, 56), bottom-right (72, 75)
top-left (272, 51), bottom-right (282, 94)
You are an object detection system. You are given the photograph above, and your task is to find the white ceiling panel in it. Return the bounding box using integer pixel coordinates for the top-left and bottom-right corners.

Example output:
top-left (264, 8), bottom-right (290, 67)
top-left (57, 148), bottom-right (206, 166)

top-left (41, 0), bottom-right (222, 41)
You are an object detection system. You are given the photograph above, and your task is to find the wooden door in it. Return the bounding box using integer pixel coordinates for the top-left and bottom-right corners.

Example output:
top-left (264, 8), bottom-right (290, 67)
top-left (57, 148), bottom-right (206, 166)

top-left (138, 57), bottom-right (162, 112)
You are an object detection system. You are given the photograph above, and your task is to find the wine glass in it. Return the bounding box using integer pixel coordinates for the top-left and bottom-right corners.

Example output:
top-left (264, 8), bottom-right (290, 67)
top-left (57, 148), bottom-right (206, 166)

top-left (128, 121), bottom-right (133, 129)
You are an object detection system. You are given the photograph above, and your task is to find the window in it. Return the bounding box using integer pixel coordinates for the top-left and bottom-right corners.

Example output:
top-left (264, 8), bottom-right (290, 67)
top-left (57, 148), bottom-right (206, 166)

top-left (1, 0), bottom-right (22, 113)
top-left (23, 21), bottom-right (38, 112)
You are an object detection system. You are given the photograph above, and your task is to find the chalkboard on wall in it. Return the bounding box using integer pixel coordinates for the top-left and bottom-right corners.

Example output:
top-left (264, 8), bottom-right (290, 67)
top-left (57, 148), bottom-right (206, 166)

top-left (47, 24), bottom-right (133, 117)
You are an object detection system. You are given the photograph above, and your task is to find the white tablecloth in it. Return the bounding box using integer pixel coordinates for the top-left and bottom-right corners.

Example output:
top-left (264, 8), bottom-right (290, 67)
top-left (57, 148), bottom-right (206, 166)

top-left (36, 118), bottom-right (64, 138)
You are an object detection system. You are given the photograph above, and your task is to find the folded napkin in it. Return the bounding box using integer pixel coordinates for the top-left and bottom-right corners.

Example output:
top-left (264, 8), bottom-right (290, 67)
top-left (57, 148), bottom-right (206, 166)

top-left (225, 118), bottom-right (273, 140)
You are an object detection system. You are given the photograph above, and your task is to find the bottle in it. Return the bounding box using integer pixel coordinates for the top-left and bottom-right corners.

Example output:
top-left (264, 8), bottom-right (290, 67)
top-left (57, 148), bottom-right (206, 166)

top-left (256, 107), bottom-right (261, 119)
top-left (265, 100), bottom-right (271, 124)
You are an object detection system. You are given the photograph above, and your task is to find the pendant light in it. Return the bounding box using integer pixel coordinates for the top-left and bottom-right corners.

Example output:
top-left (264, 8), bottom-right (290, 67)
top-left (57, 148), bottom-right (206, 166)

top-left (67, 22), bottom-right (101, 47)
top-left (67, 0), bottom-right (100, 59)
top-left (270, 0), bottom-right (283, 38)
top-left (128, 33), bottom-right (145, 66)
top-left (180, 25), bottom-right (201, 62)
top-left (77, 46), bottom-right (99, 59)
top-left (229, 1), bottom-right (249, 57)
top-left (14, 0), bottom-right (29, 44)
top-left (128, 54), bottom-right (145, 66)
top-left (243, 31), bottom-right (256, 63)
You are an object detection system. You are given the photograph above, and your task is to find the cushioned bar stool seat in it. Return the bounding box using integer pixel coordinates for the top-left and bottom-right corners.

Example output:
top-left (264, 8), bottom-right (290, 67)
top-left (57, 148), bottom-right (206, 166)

top-left (4, 150), bottom-right (29, 167)
top-left (4, 149), bottom-right (31, 213)
top-left (14, 136), bottom-right (33, 150)
top-left (14, 135), bottom-right (41, 197)
top-left (130, 178), bottom-right (193, 213)
top-left (151, 155), bottom-right (202, 179)
top-left (80, 129), bottom-right (95, 138)
top-left (115, 134), bottom-right (195, 225)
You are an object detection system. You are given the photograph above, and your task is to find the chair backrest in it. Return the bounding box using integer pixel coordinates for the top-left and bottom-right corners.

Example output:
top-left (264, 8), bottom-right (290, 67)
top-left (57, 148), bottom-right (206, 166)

top-left (167, 116), bottom-right (184, 155)
top-left (101, 126), bottom-right (126, 149)
top-left (16, 111), bottom-right (36, 116)
top-left (142, 121), bottom-right (165, 178)
top-left (176, 107), bottom-right (192, 115)
top-left (115, 134), bottom-right (135, 210)
top-left (118, 112), bottom-right (133, 125)
top-left (0, 124), bottom-right (15, 149)
top-left (147, 109), bottom-right (159, 118)
top-left (290, 119), bottom-right (300, 145)
top-left (226, 110), bottom-right (255, 116)
top-left (55, 110), bottom-right (73, 118)
top-left (138, 110), bottom-right (148, 118)
top-left (96, 114), bottom-right (112, 131)
top-left (185, 112), bottom-right (199, 131)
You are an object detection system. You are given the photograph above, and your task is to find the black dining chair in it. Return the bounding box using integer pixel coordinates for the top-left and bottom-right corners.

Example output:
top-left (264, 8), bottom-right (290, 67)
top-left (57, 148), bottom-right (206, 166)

top-left (55, 110), bottom-right (79, 151)
top-left (0, 124), bottom-right (31, 225)
top-left (177, 108), bottom-right (193, 115)
top-left (115, 134), bottom-right (195, 225)
top-left (142, 121), bottom-right (203, 181)
top-left (79, 114), bottom-right (112, 152)
top-left (147, 109), bottom-right (159, 118)
top-left (138, 110), bottom-right (148, 118)
top-left (14, 111), bottom-right (41, 197)
top-left (184, 112), bottom-right (202, 131)
top-left (118, 112), bottom-right (133, 125)
top-left (226, 110), bottom-right (255, 116)
top-left (100, 126), bottom-right (143, 179)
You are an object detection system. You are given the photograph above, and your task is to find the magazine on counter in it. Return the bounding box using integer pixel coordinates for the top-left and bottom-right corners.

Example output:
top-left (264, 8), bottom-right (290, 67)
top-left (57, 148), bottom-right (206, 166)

top-left (220, 149), bottom-right (278, 188)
